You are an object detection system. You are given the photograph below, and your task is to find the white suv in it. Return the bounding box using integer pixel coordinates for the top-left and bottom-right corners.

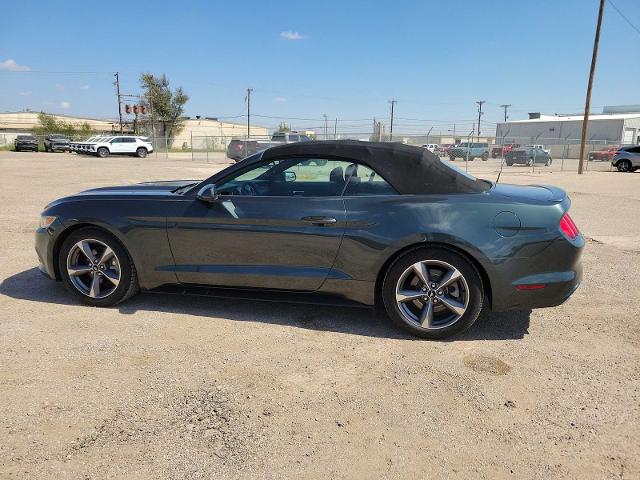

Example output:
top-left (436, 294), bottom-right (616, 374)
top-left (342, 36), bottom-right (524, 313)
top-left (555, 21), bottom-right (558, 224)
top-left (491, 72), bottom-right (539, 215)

top-left (89, 136), bottom-right (154, 158)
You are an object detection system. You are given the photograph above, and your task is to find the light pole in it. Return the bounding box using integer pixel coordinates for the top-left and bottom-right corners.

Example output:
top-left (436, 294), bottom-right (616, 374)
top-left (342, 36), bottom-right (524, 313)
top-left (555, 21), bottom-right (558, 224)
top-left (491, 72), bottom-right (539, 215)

top-left (389, 99), bottom-right (397, 141)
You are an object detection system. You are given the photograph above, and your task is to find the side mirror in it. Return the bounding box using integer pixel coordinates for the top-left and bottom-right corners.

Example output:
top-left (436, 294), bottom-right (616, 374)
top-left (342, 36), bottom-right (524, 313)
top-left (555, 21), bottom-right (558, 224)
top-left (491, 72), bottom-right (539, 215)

top-left (196, 184), bottom-right (219, 203)
top-left (284, 170), bottom-right (296, 182)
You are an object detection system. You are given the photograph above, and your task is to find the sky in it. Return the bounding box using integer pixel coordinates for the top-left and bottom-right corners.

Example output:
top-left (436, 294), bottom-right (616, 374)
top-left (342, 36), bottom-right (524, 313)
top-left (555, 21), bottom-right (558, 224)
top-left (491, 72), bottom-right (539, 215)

top-left (1, 0), bottom-right (639, 135)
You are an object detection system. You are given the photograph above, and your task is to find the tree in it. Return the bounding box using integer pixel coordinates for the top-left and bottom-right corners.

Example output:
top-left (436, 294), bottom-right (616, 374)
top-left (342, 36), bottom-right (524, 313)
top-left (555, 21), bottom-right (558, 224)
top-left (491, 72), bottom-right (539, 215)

top-left (32, 112), bottom-right (93, 138)
top-left (276, 121), bottom-right (291, 133)
top-left (139, 73), bottom-right (189, 143)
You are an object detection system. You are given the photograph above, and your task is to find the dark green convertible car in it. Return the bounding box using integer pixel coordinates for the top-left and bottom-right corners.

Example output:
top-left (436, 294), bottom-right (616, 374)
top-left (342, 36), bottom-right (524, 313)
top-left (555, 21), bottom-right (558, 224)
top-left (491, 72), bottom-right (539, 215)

top-left (35, 141), bottom-right (583, 339)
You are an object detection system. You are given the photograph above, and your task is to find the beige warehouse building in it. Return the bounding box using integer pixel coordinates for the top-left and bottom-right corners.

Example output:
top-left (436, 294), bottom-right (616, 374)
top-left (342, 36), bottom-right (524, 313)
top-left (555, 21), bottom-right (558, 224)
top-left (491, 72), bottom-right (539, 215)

top-left (0, 111), bottom-right (269, 150)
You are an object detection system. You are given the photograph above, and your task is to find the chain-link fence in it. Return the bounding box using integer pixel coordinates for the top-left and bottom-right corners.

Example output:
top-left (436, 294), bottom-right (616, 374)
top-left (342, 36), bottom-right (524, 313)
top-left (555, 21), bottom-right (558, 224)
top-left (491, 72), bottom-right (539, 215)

top-left (0, 131), bottom-right (625, 172)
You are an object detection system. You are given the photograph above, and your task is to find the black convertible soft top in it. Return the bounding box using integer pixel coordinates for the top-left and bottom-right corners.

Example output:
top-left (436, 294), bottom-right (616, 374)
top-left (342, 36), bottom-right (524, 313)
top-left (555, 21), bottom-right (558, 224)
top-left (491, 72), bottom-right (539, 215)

top-left (261, 140), bottom-right (489, 195)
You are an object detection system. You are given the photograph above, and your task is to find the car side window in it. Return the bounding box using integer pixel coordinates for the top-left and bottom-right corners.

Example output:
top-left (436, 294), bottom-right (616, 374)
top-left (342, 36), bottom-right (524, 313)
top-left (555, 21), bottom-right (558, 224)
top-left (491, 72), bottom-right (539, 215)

top-left (217, 158), bottom-right (363, 197)
top-left (123, 137), bottom-right (136, 143)
top-left (343, 163), bottom-right (397, 196)
top-left (111, 138), bottom-right (122, 143)
top-left (627, 147), bottom-right (640, 153)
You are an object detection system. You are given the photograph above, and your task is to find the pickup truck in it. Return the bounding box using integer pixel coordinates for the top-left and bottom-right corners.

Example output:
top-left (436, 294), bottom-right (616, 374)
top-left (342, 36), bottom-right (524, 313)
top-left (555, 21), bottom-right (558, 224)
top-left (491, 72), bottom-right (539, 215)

top-left (449, 142), bottom-right (490, 161)
top-left (491, 143), bottom-right (520, 158)
top-left (227, 131), bottom-right (312, 161)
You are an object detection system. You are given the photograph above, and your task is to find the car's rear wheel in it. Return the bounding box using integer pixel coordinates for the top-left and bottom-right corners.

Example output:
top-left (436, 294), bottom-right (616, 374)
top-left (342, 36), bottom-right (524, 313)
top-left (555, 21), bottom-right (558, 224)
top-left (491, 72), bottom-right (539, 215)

top-left (136, 147), bottom-right (148, 158)
top-left (449, 156), bottom-right (455, 161)
top-left (58, 228), bottom-right (139, 307)
top-left (97, 147), bottom-right (109, 158)
top-left (481, 152), bottom-right (489, 161)
top-left (617, 160), bottom-right (631, 172)
top-left (382, 247), bottom-right (483, 339)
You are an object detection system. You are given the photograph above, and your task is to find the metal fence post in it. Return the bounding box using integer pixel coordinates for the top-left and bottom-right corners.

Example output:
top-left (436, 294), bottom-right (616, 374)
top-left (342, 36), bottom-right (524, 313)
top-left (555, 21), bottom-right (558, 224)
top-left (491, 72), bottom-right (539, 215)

top-left (191, 131), bottom-right (194, 162)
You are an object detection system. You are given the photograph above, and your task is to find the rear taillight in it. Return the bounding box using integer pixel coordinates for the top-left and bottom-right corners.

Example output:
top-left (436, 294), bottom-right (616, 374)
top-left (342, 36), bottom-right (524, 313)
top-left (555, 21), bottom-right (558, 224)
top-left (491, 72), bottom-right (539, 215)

top-left (559, 212), bottom-right (579, 240)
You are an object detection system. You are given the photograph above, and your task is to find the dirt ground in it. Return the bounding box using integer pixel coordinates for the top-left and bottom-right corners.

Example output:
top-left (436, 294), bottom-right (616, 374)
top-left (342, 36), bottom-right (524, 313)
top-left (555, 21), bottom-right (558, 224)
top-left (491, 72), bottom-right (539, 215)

top-left (0, 151), bottom-right (638, 479)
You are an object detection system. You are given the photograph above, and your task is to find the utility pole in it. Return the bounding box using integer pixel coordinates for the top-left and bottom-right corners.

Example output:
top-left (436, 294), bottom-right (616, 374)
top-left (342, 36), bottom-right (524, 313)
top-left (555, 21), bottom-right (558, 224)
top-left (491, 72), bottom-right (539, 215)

top-left (500, 104), bottom-right (511, 122)
top-left (114, 72), bottom-right (123, 133)
top-left (475, 100), bottom-right (485, 140)
top-left (389, 99), bottom-right (397, 141)
top-left (578, 0), bottom-right (605, 175)
top-left (322, 114), bottom-right (328, 140)
top-left (334, 118), bottom-right (337, 140)
top-left (245, 88), bottom-right (253, 138)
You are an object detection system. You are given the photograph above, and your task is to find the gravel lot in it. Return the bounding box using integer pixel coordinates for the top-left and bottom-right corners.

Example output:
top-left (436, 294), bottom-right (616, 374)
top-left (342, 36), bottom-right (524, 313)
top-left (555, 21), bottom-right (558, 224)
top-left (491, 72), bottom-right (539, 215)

top-left (1, 151), bottom-right (638, 479)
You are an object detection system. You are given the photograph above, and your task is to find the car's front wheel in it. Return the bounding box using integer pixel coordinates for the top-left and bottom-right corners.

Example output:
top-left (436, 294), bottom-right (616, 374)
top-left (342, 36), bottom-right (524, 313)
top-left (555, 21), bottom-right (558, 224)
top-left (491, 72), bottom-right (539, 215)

top-left (58, 227), bottom-right (139, 307)
top-left (449, 156), bottom-right (455, 161)
top-left (382, 247), bottom-right (483, 339)
top-left (616, 160), bottom-right (631, 173)
top-left (136, 147), bottom-right (148, 158)
top-left (97, 147), bottom-right (109, 158)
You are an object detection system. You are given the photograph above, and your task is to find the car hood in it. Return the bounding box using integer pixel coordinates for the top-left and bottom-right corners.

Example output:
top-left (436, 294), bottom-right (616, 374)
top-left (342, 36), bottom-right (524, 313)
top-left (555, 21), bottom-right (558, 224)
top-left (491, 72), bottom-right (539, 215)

top-left (46, 180), bottom-right (201, 207)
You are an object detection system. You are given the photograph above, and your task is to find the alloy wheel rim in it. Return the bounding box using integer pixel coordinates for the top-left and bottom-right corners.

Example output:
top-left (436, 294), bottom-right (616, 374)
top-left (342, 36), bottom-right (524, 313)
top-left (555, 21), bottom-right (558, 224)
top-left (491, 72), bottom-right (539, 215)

top-left (395, 259), bottom-right (469, 331)
top-left (66, 239), bottom-right (121, 299)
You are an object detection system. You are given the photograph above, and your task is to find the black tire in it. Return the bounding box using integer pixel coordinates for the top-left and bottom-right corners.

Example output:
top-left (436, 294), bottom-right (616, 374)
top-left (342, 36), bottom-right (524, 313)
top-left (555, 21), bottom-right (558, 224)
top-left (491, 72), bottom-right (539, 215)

top-left (491, 153), bottom-right (497, 159)
top-left (527, 158), bottom-right (533, 167)
top-left (382, 246), bottom-right (484, 339)
top-left (505, 161), bottom-right (513, 166)
top-left (617, 160), bottom-right (631, 173)
top-left (468, 157), bottom-right (474, 161)
top-left (481, 152), bottom-right (489, 161)
top-left (136, 147), bottom-right (148, 158)
top-left (315, 159), bottom-right (328, 166)
top-left (449, 156), bottom-right (455, 161)
top-left (58, 227), bottom-right (139, 307)
top-left (97, 147), bottom-right (109, 158)
top-left (545, 158), bottom-right (551, 166)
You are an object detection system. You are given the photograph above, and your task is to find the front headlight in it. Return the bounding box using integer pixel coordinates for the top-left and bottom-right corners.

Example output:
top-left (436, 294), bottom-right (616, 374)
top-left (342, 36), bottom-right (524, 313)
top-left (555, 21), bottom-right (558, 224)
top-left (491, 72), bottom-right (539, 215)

top-left (39, 215), bottom-right (57, 229)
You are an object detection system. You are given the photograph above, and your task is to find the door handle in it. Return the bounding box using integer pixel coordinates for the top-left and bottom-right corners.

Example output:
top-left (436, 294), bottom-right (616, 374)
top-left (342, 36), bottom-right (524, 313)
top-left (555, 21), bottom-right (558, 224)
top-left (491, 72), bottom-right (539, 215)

top-left (301, 216), bottom-right (337, 225)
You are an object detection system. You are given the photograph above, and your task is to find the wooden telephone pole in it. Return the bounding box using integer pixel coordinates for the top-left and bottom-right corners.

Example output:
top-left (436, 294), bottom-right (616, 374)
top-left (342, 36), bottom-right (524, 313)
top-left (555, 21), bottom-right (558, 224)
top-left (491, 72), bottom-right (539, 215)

top-left (578, 0), bottom-right (606, 175)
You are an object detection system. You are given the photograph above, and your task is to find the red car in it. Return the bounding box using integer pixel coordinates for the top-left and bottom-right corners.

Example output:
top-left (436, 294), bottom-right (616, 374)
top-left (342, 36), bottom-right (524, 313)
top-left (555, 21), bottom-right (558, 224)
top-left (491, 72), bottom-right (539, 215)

top-left (588, 146), bottom-right (619, 161)
top-left (491, 143), bottom-right (519, 158)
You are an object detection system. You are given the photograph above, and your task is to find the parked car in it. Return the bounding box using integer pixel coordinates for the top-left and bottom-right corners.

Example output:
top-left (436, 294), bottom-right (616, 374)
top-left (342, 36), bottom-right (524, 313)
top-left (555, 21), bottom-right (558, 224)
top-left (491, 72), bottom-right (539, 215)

top-left (227, 131), bottom-right (312, 161)
top-left (14, 134), bottom-right (39, 152)
top-left (421, 144), bottom-right (439, 153)
top-left (437, 144), bottom-right (453, 157)
top-left (44, 134), bottom-right (70, 152)
top-left (86, 136), bottom-right (154, 158)
top-left (35, 141), bottom-right (583, 339)
top-left (449, 142), bottom-right (490, 161)
top-left (491, 143), bottom-right (520, 158)
top-left (505, 146), bottom-right (552, 166)
top-left (527, 144), bottom-right (550, 155)
top-left (611, 145), bottom-right (640, 173)
top-left (588, 146), bottom-right (619, 162)
top-left (71, 136), bottom-right (101, 153)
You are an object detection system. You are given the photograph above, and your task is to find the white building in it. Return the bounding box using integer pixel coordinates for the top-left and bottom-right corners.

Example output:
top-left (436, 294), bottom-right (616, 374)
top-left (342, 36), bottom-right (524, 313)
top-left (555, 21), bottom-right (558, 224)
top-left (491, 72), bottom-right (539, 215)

top-left (495, 106), bottom-right (640, 148)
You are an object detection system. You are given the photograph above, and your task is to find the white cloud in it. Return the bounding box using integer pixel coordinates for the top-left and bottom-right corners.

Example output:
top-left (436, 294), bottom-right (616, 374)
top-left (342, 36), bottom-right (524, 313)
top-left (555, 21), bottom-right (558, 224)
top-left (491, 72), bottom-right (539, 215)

top-left (81, 84), bottom-right (89, 90)
top-left (60, 101), bottom-right (71, 109)
top-left (54, 83), bottom-right (65, 91)
top-left (274, 96), bottom-right (286, 103)
top-left (19, 91), bottom-right (32, 96)
top-left (280, 31), bottom-right (304, 41)
top-left (0, 59), bottom-right (30, 72)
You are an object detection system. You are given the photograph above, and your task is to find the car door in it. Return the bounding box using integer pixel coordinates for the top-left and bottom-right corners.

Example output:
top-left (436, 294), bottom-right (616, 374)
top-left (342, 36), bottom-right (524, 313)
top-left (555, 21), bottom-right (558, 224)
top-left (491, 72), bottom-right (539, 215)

top-left (121, 137), bottom-right (137, 153)
top-left (167, 157), bottom-right (351, 291)
top-left (109, 137), bottom-right (124, 153)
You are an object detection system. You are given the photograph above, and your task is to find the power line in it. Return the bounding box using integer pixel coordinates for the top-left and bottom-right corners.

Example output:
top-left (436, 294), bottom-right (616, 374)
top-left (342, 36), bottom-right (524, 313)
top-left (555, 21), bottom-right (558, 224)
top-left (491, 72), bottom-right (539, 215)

top-left (607, 0), bottom-right (640, 36)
